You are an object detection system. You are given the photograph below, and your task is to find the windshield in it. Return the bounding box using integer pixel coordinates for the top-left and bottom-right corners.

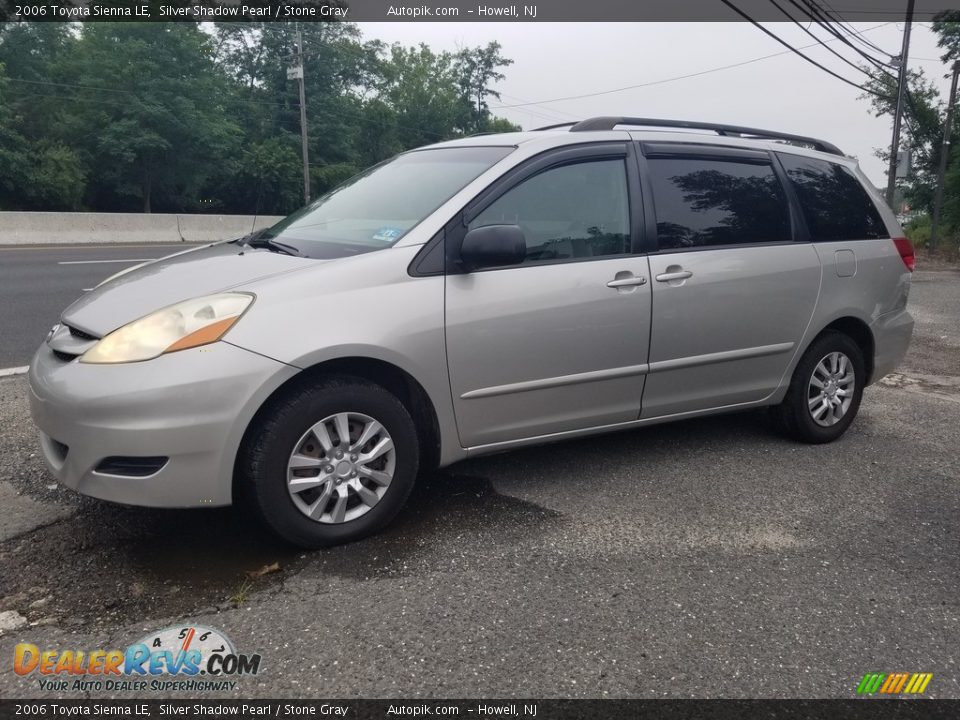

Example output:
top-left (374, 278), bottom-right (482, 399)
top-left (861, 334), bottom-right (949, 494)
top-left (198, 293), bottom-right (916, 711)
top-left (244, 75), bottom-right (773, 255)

top-left (261, 146), bottom-right (514, 259)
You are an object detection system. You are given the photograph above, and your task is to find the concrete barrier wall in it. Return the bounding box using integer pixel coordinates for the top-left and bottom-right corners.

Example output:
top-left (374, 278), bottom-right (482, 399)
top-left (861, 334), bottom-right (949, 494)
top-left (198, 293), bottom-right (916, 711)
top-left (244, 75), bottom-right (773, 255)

top-left (0, 212), bottom-right (285, 246)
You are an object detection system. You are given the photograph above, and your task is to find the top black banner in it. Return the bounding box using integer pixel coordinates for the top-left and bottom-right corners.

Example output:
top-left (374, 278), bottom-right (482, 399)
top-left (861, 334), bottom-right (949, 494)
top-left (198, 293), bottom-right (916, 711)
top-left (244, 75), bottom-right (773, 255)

top-left (0, 0), bottom-right (958, 23)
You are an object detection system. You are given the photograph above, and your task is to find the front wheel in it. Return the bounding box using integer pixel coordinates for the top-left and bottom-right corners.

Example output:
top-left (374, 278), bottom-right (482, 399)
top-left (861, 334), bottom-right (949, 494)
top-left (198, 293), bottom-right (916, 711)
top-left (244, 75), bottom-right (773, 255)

top-left (772, 331), bottom-right (865, 444)
top-left (237, 377), bottom-right (419, 548)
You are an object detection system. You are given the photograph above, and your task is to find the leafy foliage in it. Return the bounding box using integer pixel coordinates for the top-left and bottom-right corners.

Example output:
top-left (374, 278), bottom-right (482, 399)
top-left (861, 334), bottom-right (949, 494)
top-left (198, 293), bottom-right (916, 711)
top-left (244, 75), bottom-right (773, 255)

top-left (860, 11), bottom-right (960, 243)
top-left (860, 66), bottom-right (943, 213)
top-left (0, 22), bottom-right (519, 215)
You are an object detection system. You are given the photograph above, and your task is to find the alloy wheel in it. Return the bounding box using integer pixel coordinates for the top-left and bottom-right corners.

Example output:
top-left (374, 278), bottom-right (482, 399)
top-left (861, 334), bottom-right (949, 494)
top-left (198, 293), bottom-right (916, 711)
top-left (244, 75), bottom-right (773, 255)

top-left (807, 351), bottom-right (855, 427)
top-left (286, 412), bottom-right (396, 524)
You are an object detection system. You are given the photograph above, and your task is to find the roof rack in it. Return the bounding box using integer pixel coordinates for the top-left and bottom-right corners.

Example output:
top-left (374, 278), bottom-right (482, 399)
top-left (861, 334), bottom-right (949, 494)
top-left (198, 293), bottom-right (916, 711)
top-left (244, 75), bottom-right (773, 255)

top-left (531, 121), bottom-right (579, 131)
top-left (533, 117), bottom-right (843, 156)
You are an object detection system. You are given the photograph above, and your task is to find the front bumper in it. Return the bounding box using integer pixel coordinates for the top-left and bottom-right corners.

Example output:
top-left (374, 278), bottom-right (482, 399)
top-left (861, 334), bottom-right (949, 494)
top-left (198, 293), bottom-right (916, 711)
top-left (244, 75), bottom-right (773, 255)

top-left (28, 341), bottom-right (297, 508)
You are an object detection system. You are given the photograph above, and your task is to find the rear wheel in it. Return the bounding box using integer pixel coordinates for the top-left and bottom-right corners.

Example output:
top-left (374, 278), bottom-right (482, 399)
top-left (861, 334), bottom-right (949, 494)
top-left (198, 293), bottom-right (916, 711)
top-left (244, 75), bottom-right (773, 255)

top-left (238, 377), bottom-right (419, 548)
top-left (772, 331), bottom-right (865, 444)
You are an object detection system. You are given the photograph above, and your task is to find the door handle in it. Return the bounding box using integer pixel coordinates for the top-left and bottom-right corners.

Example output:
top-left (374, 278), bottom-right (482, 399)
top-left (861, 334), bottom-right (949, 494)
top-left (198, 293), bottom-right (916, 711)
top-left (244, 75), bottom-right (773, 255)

top-left (606, 276), bottom-right (647, 288)
top-left (655, 269), bottom-right (693, 282)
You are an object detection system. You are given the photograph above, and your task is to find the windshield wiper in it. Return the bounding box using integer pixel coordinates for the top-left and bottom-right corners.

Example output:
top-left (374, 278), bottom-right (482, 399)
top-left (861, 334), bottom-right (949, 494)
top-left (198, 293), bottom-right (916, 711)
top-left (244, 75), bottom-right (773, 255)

top-left (233, 232), bottom-right (304, 257)
top-left (251, 238), bottom-right (304, 257)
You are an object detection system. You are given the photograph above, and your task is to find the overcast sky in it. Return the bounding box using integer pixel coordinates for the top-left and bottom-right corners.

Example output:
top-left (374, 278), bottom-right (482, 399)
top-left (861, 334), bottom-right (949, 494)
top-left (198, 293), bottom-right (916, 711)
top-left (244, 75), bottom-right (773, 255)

top-left (358, 22), bottom-right (951, 187)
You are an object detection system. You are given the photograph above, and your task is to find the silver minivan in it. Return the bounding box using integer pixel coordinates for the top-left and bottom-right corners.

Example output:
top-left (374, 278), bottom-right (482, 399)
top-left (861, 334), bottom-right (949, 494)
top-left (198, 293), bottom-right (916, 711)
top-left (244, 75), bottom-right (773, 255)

top-left (29, 117), bottom-right (915, 547)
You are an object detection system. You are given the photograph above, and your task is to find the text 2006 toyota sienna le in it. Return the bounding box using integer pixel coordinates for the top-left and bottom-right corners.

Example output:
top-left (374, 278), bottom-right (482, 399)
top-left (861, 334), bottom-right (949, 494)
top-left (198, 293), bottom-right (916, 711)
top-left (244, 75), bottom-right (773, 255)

top-left (29, 117), bottom-right (914, 548)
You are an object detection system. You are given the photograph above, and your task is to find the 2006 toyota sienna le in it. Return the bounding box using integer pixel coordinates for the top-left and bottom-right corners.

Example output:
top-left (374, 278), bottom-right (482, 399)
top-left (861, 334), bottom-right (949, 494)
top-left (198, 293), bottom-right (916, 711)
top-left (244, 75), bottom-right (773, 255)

top-left (29, 117), bottom-right (914, 548)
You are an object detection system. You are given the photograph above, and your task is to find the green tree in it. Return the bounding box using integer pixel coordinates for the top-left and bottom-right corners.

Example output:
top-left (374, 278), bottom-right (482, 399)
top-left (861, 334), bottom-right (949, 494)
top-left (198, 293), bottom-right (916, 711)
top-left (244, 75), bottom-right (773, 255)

top-left (860, 67), bottom-right (943, 213)
top-left (213, 136), bottom-right (303, 216)
top-left (26, 142), bottom-right (87, 210)
top-left (378, 43), bottom-right (467, 147)
top-left (454, 41), bottom-right (514, 133)
top-left (931, 11), bottom-right (960, 233)
top-left (67, 23), bottom-right (240, 212)
top-left (0, 25), bottom-right (87, 209)
top-left (485, 116), bottom-right (522, 134)
top-left (0, 64), bottom-right (30, 207)
top-left (933, 11), bottom-right (960, 62)
top-left (0, 22), bottom-right (519, 214)
top-left (211, 22), bottom-right (381, 209)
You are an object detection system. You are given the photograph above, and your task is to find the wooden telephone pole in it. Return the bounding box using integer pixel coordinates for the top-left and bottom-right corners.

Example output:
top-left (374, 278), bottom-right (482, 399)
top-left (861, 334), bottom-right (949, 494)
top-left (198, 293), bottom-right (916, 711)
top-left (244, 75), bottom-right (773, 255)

top-left (290, 25), bottom-right (311, 205)
top-left (885, 0), bottom-right (915, 209)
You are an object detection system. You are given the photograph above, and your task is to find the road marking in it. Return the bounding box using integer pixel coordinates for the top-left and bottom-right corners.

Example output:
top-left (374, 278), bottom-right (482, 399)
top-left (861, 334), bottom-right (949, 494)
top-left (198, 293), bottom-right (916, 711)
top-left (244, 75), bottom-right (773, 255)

top-left (57, 259), bottom-right (153, 265)
top-left (81, 288), bottom-right (94, 292)
top-left (0, 244), bottom-right (190, 251)
top-left (0, 366), bottom-right (29, 377)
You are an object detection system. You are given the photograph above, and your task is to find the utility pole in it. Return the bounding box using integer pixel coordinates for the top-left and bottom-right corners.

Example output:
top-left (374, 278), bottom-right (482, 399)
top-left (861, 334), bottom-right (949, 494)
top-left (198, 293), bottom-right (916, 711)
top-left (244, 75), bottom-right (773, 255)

top-left (885, 0), bottom-right (915, 208)
top-left (930, 60), bottom-right (960, 250)
top-left (294, 25), bottom-right (311, 205)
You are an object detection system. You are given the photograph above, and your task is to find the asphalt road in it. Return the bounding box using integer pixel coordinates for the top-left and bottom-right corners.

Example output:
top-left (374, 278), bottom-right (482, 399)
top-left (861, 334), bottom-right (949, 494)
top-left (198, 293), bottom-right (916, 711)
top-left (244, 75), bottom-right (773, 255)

top-left (0, 244), bottom-right (198, 369)
top-left (0, 259), bottom-right (957, 699)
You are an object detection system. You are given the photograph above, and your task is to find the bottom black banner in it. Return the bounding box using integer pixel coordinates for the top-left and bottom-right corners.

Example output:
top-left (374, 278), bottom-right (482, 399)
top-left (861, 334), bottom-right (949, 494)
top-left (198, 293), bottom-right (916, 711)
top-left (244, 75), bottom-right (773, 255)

top-left (2, 699), bottom-right (959, 720)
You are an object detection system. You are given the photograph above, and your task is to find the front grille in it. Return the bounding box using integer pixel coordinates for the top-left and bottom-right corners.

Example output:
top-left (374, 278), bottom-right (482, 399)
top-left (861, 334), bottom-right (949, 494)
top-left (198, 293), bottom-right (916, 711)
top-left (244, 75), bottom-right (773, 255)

top-left (67, 325), bottom-right (99, 341)
top-left (52, 350), bottom-right (79, 362)
top-left (94, 456), bottom-right (169, 477)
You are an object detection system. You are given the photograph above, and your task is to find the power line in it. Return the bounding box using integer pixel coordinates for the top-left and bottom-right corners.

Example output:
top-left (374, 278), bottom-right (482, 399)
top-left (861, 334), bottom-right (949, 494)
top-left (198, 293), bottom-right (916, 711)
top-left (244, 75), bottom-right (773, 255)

top-left (498, 92), bottom-right (578, 123)
top-left (2, 89), bottom-right (139, 109)
top-left (274, 33), bottom-right (576, 123)
top-left (794, 0), bottom-right (897, 72)
top-left (794, 10), bottom-right (926, 139)
top-left (4, 76), bottom-right (135, 95)
top-left (490, 21), bottom-right (893, 111)
top-left (742, 4), bottom-right (922, 150)
top-left (3, 75), bottom-right (300, 109)
top-left (767, 0), bottom-right (881, 78)
top-left (718, 0), bottom-right (892, 100)
top-left (214, 25), bottom-right (575, 124)
top-left (2, 68), bottom-right (461, 137)
top-left (784, 0), bottom-right (918, 125)
top-left (814, 0), bottom-right (895, 56)
top-left (3, 81), bottom-right (452, 140)
top-left (734, 3), bottom-right (919, 142)
top-left (792, 0), bottom-right (897, 68)
top-left (795, 7), bottom-right (924, 141)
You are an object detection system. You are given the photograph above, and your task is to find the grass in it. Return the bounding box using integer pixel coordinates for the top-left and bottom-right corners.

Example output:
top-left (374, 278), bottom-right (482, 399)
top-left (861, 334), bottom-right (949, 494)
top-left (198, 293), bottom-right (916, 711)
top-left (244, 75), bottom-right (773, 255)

top-left (229, 579), bottom-right (254, 606)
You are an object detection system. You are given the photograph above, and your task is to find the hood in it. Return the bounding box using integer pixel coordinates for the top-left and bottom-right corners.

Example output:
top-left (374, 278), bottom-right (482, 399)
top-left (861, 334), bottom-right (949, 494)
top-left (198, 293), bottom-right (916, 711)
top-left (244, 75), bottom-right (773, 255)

top-left (61, 243), bottom-right (316, 335)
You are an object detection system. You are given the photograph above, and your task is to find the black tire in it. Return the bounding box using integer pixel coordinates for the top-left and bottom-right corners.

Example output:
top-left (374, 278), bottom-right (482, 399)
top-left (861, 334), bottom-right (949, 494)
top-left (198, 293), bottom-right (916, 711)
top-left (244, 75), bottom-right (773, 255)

top-left (772, 331), bottom-right (866, 444)
top-left (237, 376), bottom-right (419, 548)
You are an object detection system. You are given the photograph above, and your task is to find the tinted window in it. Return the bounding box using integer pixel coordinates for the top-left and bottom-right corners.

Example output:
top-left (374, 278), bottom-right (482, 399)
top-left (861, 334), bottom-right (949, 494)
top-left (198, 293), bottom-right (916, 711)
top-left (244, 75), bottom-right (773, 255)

top-left (648, 157), bottom-right (791, 249)
top-left (264, 146), bottom-right (514, 258)
top-left (469, 159), bottom-right (631, 263)
top-left (778, 154), bottom-right (888, 241)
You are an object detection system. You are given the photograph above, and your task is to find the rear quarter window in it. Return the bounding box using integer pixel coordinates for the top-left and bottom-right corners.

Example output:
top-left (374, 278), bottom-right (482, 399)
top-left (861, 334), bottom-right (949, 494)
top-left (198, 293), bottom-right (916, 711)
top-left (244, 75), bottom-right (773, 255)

top-left (777, 154), bottom-right (889, 241)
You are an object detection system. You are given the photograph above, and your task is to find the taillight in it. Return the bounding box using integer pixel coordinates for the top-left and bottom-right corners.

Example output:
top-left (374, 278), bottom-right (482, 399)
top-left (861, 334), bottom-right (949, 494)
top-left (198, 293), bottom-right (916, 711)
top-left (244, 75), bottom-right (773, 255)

top-left (892, 237), bottom-right (915, 272)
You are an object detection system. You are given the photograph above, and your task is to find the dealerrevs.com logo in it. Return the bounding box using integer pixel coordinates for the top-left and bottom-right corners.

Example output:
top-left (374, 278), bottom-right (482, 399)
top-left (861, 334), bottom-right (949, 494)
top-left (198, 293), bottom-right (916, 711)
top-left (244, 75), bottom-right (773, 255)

top-left (14, 625), bottom-right (262, 693)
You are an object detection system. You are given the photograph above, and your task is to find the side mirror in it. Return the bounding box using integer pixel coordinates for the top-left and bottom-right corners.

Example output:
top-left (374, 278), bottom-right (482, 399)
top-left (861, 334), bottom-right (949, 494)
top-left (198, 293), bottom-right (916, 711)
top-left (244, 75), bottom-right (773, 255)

top-left (459, 224), bottom-right (526, 272)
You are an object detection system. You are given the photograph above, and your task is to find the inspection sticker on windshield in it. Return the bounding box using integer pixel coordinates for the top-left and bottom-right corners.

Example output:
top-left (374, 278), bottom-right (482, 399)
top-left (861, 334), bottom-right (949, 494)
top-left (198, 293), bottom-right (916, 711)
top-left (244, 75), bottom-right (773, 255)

top-left (372, 227), bottom-right (404, 242)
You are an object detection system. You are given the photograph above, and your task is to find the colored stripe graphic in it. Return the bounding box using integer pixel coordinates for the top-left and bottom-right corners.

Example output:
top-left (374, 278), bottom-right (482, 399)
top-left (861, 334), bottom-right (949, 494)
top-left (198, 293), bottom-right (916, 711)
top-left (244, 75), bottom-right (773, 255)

top-left (904, 673), bottom-right (933, 694)
top-left (857, 673), bottom-right (886, 694)
top-left (857, 672), bottom-right (932, 695)
top-left (882, 673), bottom-right (909, 694)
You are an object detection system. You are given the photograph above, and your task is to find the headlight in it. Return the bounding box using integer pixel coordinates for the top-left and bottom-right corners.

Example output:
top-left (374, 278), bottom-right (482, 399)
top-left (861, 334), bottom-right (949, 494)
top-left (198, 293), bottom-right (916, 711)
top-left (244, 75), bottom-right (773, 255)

top-left (80, 293), bottom-right (254, 364)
